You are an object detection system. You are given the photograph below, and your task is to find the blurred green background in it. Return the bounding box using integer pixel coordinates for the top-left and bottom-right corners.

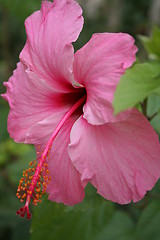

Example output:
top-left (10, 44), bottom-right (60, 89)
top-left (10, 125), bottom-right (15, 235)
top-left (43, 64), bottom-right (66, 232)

top-left (0, 0), bottom-right (160, 240)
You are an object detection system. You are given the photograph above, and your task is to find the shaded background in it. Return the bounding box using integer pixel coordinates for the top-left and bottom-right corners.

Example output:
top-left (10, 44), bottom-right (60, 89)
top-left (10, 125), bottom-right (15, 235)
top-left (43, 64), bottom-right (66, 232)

top-left (0, 0), bottom-right (160, 240)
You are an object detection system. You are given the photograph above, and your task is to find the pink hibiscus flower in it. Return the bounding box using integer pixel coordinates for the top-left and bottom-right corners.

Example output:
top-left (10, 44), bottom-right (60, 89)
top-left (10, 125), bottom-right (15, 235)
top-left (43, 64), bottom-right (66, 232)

top-left (2, 0), bottom-right (160, 219)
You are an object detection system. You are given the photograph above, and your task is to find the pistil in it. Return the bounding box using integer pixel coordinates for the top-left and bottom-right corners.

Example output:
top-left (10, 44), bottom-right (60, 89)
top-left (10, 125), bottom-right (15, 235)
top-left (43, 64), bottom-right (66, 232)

top-left (16, 95), bottom-right (86, 219)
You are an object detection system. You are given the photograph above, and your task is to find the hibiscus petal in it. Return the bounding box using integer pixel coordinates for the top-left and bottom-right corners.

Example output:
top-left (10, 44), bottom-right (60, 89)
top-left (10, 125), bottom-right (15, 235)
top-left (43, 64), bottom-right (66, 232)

top-left (25, 111), bottom-right (68, 145)
top-left (20, 0), bottom-right (83, 92)
top-left (73, 33), bottom-right (137, 125)
top-left (68, 111), bottom-right (160, 204)
top-left (42, 114), bottom-right (85, 205)
top-left (2, 62), bottom-right (74, 143)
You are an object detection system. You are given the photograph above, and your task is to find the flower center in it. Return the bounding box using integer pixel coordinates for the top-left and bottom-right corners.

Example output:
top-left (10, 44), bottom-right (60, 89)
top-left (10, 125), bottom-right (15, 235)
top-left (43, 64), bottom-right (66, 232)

top-left (16, 95), bottom-right (86, 219)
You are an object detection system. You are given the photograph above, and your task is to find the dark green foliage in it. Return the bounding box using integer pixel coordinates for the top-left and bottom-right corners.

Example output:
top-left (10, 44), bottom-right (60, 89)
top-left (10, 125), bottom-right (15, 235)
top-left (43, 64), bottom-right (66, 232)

top-left (31, 186), bottom-right (160, 240)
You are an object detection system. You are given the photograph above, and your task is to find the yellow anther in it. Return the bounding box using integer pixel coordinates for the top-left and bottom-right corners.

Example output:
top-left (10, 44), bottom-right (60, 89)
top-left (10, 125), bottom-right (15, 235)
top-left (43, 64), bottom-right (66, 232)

top-left (27, 190), bottom-right (32, 195)
top-left (22, 193), bottom-right (27, 199)
top-left (35, 194), bottom-right (39, 199)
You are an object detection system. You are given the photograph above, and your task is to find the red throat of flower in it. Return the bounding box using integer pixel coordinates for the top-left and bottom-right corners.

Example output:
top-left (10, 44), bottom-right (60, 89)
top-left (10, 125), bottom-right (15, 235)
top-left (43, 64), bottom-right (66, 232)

top-left (16, 96), bottom-right (86, 219)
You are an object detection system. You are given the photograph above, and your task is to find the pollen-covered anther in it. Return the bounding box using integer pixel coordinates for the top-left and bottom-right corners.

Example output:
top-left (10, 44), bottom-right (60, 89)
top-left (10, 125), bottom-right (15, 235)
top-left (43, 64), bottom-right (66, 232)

top-left (16, 158), bottom-right (51, 219)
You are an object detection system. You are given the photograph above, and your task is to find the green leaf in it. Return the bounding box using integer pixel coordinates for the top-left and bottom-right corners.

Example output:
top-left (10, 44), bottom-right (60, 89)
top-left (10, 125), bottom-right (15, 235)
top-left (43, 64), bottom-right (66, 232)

top-left (150, 115), bottom-right (160, 135)
top-left (146, 95), bottom-right (160, 134)
top-left (95, 211), bottom-right (135, 240)
top-left (31, 189), bottom-right (136, 240)
top-left (147, 95), bottom-right (160, 117)
top-left (31, 194), bottom-right (114, 240)
top-left (113, 62), bottom-right (160, 114)
top-left (139, 27), bottom-right (160, 60)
